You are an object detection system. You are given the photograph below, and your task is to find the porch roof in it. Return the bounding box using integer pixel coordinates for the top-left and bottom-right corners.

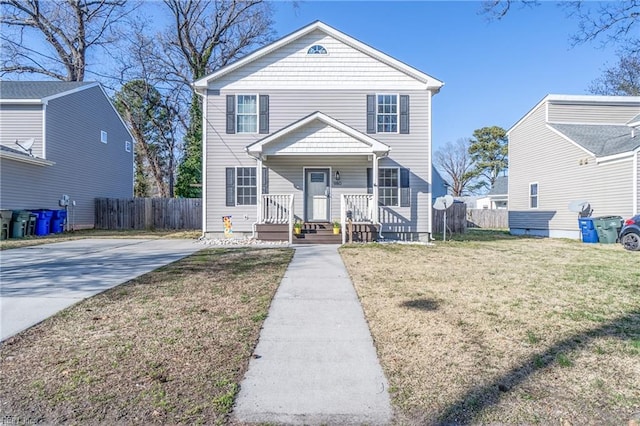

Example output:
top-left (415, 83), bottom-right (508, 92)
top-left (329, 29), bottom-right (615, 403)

top-left (245, 111), bottom-right (391, 158)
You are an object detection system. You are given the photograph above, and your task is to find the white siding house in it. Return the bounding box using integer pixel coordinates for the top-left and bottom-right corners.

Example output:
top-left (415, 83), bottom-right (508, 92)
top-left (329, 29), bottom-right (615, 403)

top-left (194, 21), bottom-right (444, 242)
top-left (508, 95), bottom-right (640, 238)
top-left (0, 81), bottom-right (134, 229)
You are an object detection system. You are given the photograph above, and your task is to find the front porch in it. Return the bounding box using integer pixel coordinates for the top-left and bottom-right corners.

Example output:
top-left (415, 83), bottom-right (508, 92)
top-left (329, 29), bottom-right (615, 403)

top-left (255, 194), bottom-right (380, 244)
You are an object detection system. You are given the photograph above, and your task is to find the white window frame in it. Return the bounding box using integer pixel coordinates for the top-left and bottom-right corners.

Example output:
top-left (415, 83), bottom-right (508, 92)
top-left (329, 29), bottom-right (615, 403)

top-left (101, 130), bottom-right (108, 144)
top-left (236, 166), bottom-right (257, 205)
top-left (376, 93), bottom-right (399, 134)
top-left (125, 141), bottom-right (131, 153)
top-left (307, 45), bottom-right (328, 55)
top-left (379, 167), bottom-right (399, 207)
top-left (529, 182), bottom-right (539, 209)
top-left (236, 94), bottom-right (258, 134)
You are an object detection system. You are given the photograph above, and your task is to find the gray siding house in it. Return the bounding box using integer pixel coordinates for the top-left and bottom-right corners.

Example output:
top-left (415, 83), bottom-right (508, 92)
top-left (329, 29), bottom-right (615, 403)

top-left (194, 21), bottom-right (444, 242)
top-left (508, 94), bottom-right (640, 238)
top-left (0, 81), bottom-right (133, 229)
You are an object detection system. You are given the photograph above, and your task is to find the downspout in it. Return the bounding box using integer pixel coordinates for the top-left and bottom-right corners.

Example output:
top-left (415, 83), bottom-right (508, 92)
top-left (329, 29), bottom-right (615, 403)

top-left (193, 88), bottom-right (207, 239)
top-left (634, 148), bottom-right (638, 215)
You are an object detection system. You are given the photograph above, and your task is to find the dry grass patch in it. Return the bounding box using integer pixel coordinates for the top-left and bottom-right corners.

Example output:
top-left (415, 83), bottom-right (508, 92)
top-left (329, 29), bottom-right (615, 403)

top-left (0, 247), bottom-right (293, 425)
top-left (0, 229), bottom-right (201, 250)
top-left (340, 233), bottom-right (639, 425)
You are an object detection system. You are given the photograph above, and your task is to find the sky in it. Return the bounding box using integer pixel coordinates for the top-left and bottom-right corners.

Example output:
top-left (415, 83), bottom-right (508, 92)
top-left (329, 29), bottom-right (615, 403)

top-left (269, 1), bottom-right (619, 154)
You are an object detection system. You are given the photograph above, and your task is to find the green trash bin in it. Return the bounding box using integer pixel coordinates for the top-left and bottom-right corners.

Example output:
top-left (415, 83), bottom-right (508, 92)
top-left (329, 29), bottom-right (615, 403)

top-left (593, 216), bottom-right (623, 244)
top-left (10, 210), bottom-right (31, 238)
top-left (0, 210), bottom-right (12, 240)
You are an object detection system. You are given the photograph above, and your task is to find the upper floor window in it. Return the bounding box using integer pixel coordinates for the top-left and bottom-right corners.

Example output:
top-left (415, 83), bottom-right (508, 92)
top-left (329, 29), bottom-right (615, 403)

top-left (237, 95), bottom-right (257, 133)
top-left (530, 183), bottom-right (538, 208)
top-left (101, 130), bottom-right (108, 143)
top-left (307, 45), bottom-right (327, 54)
top-left (377, 94), bottom-right (398, 133)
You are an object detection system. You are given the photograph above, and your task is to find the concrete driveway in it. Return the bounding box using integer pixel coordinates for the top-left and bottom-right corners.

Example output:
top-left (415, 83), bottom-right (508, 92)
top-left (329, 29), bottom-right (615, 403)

top-left (0, 238), bottom-right (202, 341)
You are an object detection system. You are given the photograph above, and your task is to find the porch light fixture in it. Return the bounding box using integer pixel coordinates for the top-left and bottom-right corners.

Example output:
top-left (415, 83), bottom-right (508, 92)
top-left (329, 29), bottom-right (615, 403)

top-left (335, 171), bottom-right (341, 182)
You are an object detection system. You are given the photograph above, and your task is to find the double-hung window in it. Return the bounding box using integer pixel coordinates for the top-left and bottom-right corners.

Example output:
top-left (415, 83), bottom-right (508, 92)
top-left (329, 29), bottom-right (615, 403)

top-left (377, 94), bottom-right (398, 133)
top-left (529, 183), bottom-right (538, 208)
top-left (237, 95), bottom-right (257, 133)
top-left (237, 167), bottom-right (257, 205)
top-left (379, 168), bottom-right (399, 206)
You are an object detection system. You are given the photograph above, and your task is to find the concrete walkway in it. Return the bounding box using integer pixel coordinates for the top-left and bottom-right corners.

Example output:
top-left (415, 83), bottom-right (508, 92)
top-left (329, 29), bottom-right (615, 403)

top-left (0, 239), bottom-right (202, 341)
top-left (233, 245), bottom-right (392, 425)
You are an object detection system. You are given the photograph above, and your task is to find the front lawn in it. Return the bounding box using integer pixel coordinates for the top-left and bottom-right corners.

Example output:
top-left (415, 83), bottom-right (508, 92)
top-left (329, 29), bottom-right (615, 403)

top-left (340, 235), bottom-right (640, 424)
top-left (0, 247), bottom-right (293, 425)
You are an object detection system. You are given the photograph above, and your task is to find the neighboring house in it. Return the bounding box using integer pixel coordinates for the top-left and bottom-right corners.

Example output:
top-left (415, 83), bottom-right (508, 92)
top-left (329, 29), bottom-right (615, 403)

top-left (431, 167), bottom-right (448, 202)
top-left (476, 175), bottom-right (508, 209)
top-left (0, 81), bottom-right (133, 229)
top-left (193, 21), bottom-right (444, 242)
top-left (507, 94), bottom-right (640, 238)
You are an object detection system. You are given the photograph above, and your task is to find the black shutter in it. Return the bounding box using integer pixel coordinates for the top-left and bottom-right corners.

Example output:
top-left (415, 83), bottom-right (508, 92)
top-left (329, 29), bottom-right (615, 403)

top-left (225, 167), bottom-right (235, 206)
top-left (367, 168), bottom-right (373, 194)
top-left (366, 94), bottom-right (376, 134)
top-left (399, 95), bottom-right (410, 134)
top-left (400, 168), bottom-right (410, 207)
top-left (226, 95), bottom-right (235, 134)
top-left (262, 167), bottom-right (269, 194)
top-left (259, 95), bottom-right (269, 134)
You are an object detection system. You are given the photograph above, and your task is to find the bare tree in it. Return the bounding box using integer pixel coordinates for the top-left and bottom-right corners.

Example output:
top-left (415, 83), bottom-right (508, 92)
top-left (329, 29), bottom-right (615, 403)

top-left (153, 0), bottom-right (275, 197)
top-left (481, 1), bottom-right (640, 52)
top-left (434, 139), bottom-right (481, 197)
top-left (1, 0), bottom-right (133, 81)
top-left (590, 49), bottom-right (640, 96)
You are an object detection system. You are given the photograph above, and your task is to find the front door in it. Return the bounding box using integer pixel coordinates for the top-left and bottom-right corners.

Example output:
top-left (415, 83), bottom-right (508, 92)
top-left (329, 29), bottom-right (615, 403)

top-left (305, 168), bottom-right (330, 222)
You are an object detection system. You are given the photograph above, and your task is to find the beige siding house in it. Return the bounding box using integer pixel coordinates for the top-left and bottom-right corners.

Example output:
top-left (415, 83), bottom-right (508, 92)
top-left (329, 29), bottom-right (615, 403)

top-left (508, 95), bottom-right (640, 238)
top-left (194, 21), bottom-right (444, 242)
top-left (0, 81), bottom-right (133, 229)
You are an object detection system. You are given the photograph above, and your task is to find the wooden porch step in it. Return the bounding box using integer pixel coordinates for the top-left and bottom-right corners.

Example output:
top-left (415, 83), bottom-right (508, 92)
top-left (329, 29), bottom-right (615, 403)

top-left (256, 222), bottom-right (379, 244)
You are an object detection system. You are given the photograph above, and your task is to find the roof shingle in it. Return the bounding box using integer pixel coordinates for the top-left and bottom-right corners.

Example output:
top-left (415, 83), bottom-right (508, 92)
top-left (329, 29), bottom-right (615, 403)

top-left (548, 123), bottom-right (640, 157)
top-left (0, 81), bottom-right (94, 100)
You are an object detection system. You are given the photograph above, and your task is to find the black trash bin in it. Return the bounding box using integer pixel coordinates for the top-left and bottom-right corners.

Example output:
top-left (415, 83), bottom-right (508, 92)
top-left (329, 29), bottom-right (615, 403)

top-left (11, 210), bottom-right (31, 238)
top-left (0, 210), bottom-right (13, 240)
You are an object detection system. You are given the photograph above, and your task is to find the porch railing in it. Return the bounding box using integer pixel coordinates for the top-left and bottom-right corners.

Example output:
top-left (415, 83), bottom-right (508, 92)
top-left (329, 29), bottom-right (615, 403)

top-left (340, 194), bottom-right (375, 244)
top-left (261, 194), bottom-right (294, 224)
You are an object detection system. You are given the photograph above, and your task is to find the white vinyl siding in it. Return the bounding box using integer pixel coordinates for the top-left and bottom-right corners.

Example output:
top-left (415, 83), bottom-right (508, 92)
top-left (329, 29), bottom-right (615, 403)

top-left (204, 89), bottom-right (432, 235)
top-left (509, 102), bottom-right (636, 236)
top-left (210, 30), bottom-right (426, 91)
top-left (547, 102), bottom-right (640, 124)
top-left (0, 104), bottom-right (44, 158)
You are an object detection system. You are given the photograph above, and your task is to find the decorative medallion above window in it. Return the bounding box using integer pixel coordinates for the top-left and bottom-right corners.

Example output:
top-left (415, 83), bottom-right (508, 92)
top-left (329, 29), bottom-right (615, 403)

top-left (307, 45), bottom-right (327, 55)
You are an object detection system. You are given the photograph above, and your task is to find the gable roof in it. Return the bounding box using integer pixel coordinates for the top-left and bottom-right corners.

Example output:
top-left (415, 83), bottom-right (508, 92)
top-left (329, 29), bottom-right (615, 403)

top-left (488, 176), bottom-right (508, 196)
top-left (246, 111), bottom-right (390, 156)
top-left (0, 81), bottom-right (97, 102)
top-left (193, 21), bottom-right (444, 92)
top-left (507, 94), bottom-right (640, 135)
top-left (548, 123), bottom-right (640, 157)
top-left (628, 113), bottom-right (640, 127)
top-left (0, 144), bottom-right (55, 166)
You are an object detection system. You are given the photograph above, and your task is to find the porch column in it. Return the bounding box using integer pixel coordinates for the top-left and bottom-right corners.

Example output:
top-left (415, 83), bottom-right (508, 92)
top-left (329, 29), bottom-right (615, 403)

top-left (372, 154), bottom-right (379, 223)
top-left (256, 156), bottom-right (263, 223)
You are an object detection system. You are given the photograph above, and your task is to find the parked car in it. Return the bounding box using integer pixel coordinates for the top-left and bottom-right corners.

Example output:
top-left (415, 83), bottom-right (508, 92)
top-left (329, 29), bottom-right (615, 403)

top-left (619, 214), bottom-right (640, 251)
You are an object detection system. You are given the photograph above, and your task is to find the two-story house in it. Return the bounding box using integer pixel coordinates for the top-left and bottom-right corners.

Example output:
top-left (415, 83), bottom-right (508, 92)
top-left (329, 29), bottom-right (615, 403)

top-left (508, 94), bottom-right (640, 238)
top-left (0, 81), bottom-right (133, 229)
top-left (194, 21), bottom-right (444, 243)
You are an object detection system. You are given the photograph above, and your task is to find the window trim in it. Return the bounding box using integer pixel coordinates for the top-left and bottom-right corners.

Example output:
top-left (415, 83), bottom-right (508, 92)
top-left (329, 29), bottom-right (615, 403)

top-left (236, 94), bottom-right (259, 134)
top-left (376, 93), bottom-right (399, 134)
top-left (529, 182), bottom-right (539, 209)
top-left (307, 44), bottom-right (327, 55)
top-left (378, 167), bottom-right (400, 207)
top-left (100, 130), bottom-right (108, 144)
top-left (236, 166), bottom-right (257, 205)
top-left (125, 140), bottom-right (131, 153)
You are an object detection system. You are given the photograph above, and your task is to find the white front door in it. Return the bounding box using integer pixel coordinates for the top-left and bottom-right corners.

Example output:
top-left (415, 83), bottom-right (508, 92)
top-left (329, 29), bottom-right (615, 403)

top-left (305, 168), bottom-right (330, 222)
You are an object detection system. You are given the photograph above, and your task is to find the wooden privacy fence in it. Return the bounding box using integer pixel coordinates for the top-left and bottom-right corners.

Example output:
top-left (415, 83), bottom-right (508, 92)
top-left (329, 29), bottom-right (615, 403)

top-left (467, 208), bottom-right (509, 229)
top-left (432, 202), bottom-right (467, 235)
top-left (95, 198), bottom-right (202, 230)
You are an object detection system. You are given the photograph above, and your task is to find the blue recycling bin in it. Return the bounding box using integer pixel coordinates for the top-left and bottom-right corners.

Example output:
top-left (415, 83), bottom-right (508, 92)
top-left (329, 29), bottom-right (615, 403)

top-left (578, 218), bottom-right (598, 243)
top-left (50, 209), bottom-right (67, 233)
top-left (31, 209), bottom-right (53, 236)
